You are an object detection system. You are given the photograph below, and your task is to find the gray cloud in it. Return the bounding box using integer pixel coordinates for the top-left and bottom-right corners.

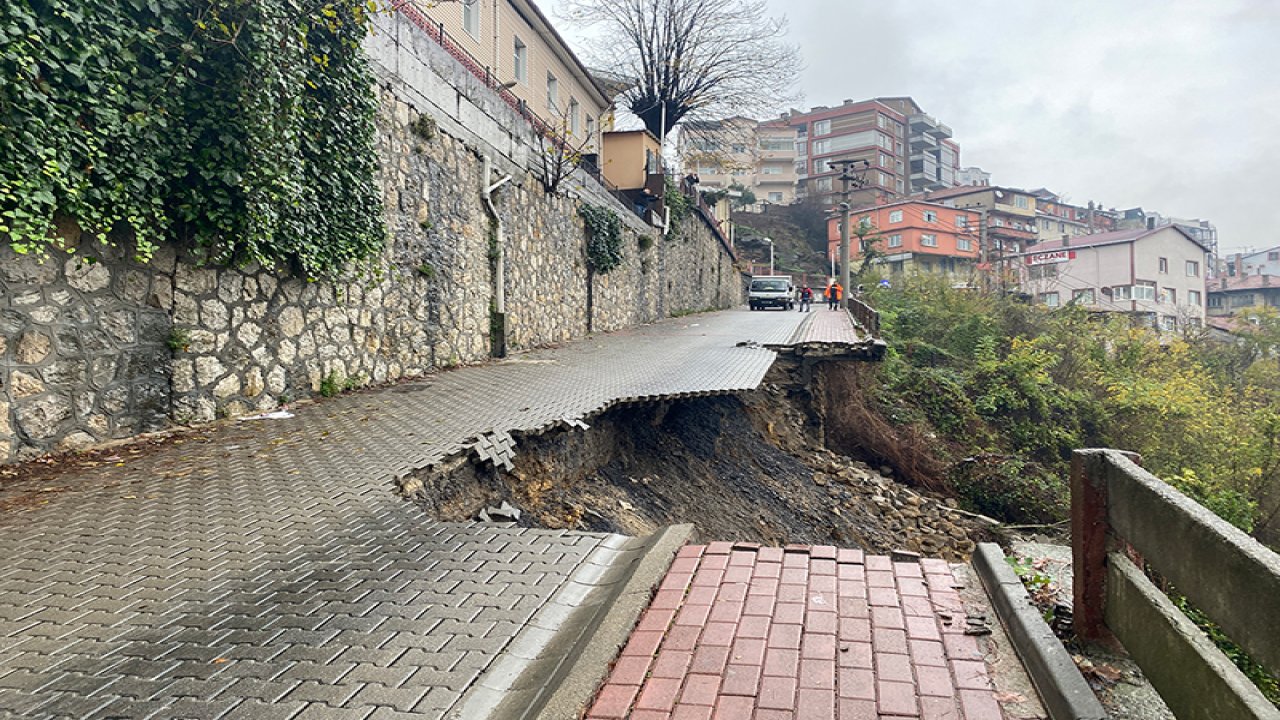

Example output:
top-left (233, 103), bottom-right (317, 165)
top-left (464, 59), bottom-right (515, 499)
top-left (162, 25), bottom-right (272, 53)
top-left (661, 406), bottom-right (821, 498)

top-left (546, 0), bottom-right (1278, 251)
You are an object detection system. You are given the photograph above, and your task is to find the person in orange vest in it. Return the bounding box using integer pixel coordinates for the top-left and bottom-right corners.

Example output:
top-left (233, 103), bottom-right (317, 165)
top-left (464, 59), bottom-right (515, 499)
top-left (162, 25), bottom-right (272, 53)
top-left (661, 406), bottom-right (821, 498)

top-left (827, 281), bottom-right (843, 310)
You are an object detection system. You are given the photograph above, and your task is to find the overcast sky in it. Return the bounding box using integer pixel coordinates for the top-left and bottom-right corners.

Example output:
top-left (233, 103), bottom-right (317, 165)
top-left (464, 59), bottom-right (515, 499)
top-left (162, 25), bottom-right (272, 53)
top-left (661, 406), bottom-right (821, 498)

top-left (545, 0), bottom-right (1277, 253)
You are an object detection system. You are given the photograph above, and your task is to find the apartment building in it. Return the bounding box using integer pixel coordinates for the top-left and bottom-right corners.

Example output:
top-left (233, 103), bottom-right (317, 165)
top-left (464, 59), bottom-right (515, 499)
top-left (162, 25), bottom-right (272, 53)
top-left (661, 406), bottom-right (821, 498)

top-left (1030, 189), bottom-right (1118, 245)
top-left (920, 185), bottom-right (1040, 259)
top-left (419, 0), bottom-right (611, 149)
top-left (1207, 274), bottom-right (1280, 317)
top-left (828, 200), bottom-right (981, 276)
top-left (1222, 247), bottom-right (1280, 278)
top-left (1117, 209), bottom-right (1219, 258)
top-left (956, 166), bottom-right (991, 187)
top-left (679, 117), bottom-right (799, 207)
top-left (788, 97), bottom-right (960, 208)
top-left (1013, 226), bottom-right (1209, 331)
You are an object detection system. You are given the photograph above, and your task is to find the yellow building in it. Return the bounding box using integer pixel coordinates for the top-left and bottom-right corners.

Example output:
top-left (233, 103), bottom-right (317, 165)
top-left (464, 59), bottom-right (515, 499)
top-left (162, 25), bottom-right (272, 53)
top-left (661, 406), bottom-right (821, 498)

top-left (417, 0), bottom-right (612, 150)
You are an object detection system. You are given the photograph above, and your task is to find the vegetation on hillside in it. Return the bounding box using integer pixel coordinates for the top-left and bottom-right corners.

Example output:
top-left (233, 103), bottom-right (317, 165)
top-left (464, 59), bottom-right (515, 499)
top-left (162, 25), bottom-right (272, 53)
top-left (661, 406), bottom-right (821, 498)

top-left (853, 277), bottom-right (1280, 540)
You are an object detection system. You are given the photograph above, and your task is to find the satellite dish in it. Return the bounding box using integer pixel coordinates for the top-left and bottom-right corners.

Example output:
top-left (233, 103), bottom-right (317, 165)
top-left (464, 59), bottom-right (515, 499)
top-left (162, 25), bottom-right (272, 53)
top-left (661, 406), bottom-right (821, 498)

top-left (995, 190), bottom-right (1005, 199)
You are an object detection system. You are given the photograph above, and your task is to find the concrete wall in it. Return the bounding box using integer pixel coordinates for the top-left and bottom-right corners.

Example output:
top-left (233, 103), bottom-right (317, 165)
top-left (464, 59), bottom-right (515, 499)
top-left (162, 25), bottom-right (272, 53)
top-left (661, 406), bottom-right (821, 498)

top-left (0, 14), bottom-right (742, 463)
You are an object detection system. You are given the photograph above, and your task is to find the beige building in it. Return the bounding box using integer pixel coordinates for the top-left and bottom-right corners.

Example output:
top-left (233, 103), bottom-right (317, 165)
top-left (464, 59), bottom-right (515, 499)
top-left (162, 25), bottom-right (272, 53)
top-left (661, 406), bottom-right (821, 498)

top-left (418, 0), bottom-right (611, 149)
top-left (1013, 226), bottom-right (1209, 331)
top-left (601, 130), bottom-right (663, 190)
top-left (679, 117), bottom-right (799, 208)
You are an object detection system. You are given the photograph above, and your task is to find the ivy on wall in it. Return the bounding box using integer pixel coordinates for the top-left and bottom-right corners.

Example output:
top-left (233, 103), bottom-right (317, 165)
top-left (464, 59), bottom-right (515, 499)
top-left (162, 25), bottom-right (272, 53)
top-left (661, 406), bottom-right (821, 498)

top-left (580, 202), bottom-right (623, 274)
top-left (0, 0), bottom-right (384, 277)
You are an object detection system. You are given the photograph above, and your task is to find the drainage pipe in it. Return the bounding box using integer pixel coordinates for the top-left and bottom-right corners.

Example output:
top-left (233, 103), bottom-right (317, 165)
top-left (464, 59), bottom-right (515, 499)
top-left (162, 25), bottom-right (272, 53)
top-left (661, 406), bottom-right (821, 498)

top-left (481, 156), bottom-right (513, 314)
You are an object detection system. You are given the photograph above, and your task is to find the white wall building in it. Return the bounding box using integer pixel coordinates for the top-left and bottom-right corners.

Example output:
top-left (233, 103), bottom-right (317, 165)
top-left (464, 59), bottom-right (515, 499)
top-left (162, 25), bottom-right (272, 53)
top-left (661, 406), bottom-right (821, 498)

top-left (1013, 226), bottom-right (1210, 331)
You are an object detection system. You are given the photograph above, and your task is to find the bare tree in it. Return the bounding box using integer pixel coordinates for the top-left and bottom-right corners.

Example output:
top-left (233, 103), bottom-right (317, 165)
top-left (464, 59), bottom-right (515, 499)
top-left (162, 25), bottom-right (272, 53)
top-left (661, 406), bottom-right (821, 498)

top-left (560, 0), bottom-right (801, 138)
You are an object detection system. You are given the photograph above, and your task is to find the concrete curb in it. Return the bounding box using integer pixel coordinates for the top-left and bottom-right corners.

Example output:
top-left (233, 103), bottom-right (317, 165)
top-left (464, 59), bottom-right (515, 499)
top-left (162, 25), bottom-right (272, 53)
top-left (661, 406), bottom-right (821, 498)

top-left (973, 542), bottom-right (1108, 720)
top-left (529, 523), bottom-right (695, 720)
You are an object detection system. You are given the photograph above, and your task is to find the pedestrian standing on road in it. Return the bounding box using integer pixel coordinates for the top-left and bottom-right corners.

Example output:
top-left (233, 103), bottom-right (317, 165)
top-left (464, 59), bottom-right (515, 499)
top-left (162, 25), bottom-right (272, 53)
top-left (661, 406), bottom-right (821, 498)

top-left (828, 282), bottom-right (843, 310)
top-left (799, 286), bottom-right (813, 312)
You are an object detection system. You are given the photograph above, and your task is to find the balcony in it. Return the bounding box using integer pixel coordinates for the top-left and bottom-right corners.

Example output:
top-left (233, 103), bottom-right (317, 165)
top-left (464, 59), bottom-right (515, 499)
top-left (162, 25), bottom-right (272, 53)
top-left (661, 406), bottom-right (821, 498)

top-left (909, 133), bottom-right (937, 150)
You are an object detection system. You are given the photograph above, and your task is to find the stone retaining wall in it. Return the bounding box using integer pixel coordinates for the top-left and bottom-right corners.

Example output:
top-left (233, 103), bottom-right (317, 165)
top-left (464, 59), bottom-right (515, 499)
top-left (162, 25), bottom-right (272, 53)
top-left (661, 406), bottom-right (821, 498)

top-left (0, 21), bottom-right (742, 463)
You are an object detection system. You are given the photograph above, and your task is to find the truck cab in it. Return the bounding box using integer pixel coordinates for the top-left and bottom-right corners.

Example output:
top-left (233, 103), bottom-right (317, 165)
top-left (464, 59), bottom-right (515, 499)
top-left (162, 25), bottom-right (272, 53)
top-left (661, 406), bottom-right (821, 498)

top-left (748, 275), bottom-right (795, 311)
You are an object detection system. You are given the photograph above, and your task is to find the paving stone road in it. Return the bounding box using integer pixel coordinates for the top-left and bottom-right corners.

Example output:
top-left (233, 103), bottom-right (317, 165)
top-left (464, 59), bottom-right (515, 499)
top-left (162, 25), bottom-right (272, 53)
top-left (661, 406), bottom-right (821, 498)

top-left (0, 307), bottom-right (858, 719)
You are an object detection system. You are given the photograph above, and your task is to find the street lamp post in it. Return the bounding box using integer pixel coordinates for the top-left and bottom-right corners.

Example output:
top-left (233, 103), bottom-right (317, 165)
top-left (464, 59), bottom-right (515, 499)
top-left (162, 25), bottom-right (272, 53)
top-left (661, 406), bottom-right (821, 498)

top-left (765, 237), bottom-right (774, 275)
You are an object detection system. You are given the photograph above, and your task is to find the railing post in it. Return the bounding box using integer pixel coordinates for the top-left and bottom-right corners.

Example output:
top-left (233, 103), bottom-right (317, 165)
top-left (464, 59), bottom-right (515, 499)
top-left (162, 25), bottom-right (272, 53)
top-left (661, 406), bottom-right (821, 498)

top-left (1072, 449), bottom-right (1140, 641)
top-left (1071, 450), bottom-right (1110, 641)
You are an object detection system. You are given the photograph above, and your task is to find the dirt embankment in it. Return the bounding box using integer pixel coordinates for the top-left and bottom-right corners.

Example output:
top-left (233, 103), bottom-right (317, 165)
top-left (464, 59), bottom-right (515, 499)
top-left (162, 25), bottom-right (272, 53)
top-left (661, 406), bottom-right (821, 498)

top-left (401, 360), bottom-right (993, 560)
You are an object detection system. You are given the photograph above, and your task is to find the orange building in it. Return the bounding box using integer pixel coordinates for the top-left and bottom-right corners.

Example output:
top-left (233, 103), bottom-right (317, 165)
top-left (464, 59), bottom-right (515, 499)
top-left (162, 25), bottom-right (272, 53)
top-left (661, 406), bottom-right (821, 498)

top-left (828, 200), bottom-right (981, 276)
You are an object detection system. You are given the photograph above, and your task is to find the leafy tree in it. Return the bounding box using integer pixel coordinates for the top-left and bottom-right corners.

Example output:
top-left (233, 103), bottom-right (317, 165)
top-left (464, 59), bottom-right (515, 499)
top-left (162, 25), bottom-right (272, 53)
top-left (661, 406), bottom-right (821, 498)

top-left (559, 0), bottom-right (800, 138)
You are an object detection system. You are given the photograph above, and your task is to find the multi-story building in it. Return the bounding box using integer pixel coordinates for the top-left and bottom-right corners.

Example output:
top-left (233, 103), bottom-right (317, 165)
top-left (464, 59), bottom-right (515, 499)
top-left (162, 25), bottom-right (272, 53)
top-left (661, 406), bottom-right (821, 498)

top-left (1029, 189), bottom-right (1118, 245)
top-left (956, 166), bottom-right (991, 187)
top-left (419, 0), bottom-right (611, 150)
top-left (1207, 274), bottom-right (1280, 317)
top-left (1222, 247), bottom-right (1280, 277)
top-left (680, 116), bottom-right (800, 208)
top-left (918, 186), bottom-right (1040, 277)
top-left (786, 97), bottom-right (960, 208)
top-left (1117, 209), bottom-right (1219, 258)
top-left (1013, 226), bottom-right (1209, 331)
top-left (827, 200), bottom-right (981, 277)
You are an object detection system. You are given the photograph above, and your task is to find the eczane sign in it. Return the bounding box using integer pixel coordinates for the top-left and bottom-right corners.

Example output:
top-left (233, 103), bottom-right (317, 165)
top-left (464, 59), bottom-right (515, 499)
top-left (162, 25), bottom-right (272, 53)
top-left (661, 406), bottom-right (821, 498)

top-left (1026, 249), bottom-right (1077, 266)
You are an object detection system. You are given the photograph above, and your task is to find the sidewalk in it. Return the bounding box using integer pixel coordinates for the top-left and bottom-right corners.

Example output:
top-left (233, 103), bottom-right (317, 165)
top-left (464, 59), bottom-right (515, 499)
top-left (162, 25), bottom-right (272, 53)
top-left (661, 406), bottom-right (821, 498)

top-left (0, 308), bottom-right (868, 719)
top-left (587, 544), bottom-right (1038, 720)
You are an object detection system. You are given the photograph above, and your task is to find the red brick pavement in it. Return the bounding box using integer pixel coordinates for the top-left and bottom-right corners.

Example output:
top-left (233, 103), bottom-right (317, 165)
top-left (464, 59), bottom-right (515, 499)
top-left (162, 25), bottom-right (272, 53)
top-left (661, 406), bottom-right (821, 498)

top-left (586, 543), bottom-right (1008, 720)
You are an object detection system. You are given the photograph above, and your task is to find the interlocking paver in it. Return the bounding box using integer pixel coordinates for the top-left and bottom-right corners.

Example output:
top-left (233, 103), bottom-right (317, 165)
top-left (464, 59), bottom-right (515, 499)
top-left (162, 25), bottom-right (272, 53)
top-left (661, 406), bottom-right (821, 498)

top-left (591, 545), bottom-right (1025, 720)
top-left (1, 308), bottom-right (843, 719)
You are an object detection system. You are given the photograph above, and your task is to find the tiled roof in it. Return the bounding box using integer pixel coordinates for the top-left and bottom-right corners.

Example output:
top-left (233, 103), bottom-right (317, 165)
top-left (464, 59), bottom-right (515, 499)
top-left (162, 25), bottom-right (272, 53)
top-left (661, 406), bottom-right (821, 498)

top-left (1014, 225), bottom-right (1208, 255)
top-left (1208, 274), bottom-right (1280, 292)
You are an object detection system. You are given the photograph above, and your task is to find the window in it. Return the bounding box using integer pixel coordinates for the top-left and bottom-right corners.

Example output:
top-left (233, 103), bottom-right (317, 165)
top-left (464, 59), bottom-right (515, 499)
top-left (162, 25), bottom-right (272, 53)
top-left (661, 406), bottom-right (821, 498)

top-left (877, 115), bottom-right (888, 129)
top-left (1160, 287), bottom-right (1176, 304)
top-left (955, 215), bottom-right (968, 229)
top-left (923, 210), bottom-right (937, 223)
top-left (768, 192), bottom-right (783, 202)
top-left (878, 134), bottom-right (893, 150)
top-left (879, 172), bottom-right (889, 187)
top-left (1040, 292), bottom-right (1061, 307)
top-left (921, 234), bottom-right (938, 247)
top-left (1160, 316), bottom-right (1177, 332)
top-left (1014, 195), bottom-right (1029, 209)
top-left (879, 153), bottom-right (891, 168)
top-left (814, 119), bottom-right (831, 136)
top-left (1029, 265), bottom-right (1058, 280)
top-left (1113, 285), bottom-right (1133, 300)
top-left (896, 179), bottom-right (905, 192)
top-left (814, 177), bottom-right (832, 191)
top-left (1041, 219), bottom-right (1050, 230)
top-left (568, 98), bottom-right (580, 135)
top-left (1208, 295), bottom-right (1223, 308)
top-left (546, 73), bottom-right (558, 111)
top-left (1269, 251), bottom-right (1279, 261)
top-left (1186, 260), bottom-right (1200, 277)
top-left (812, 139), bottom-right (830, 155)
top-left (888, 234), bottom-right (903, 248)
top-left (1073, 288), bottom-right (1096, 304)
top-left (1188, 290), bottom-right (1202, 306)
top-left (1058, 222), bottom-right (1065, 233)
top-left (513, 38), bottom-right (527, 83)
top-left (956, 237), bottom-right (971, 251)
top-left (761, 166), bottom-right (782, 175)
top-left (585, 115), bottom-right (596, 142)
top-left (1134, 280), bottom-right (1156, 300)
top-left (1158, 257), bottom-right (1169, 274)
top-left (462, 0), bottom-right (479, 37)
top-left (889, 210), bottom-right (903, 223)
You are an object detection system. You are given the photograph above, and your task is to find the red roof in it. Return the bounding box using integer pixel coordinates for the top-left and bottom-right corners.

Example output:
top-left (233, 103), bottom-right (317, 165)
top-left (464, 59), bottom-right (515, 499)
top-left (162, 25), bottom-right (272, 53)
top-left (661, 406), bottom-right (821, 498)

top-left (1209, 273), bottom-right (1280, 293)
top-left (1014, 225), bottom-right (1208, 255)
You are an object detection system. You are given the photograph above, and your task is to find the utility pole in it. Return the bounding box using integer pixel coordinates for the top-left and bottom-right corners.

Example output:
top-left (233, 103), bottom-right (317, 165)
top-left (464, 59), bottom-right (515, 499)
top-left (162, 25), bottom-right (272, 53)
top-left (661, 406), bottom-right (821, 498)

top-left (828, 159), bottom-right (869, 309)
top-left (977, 207), bottom-right (990, 292)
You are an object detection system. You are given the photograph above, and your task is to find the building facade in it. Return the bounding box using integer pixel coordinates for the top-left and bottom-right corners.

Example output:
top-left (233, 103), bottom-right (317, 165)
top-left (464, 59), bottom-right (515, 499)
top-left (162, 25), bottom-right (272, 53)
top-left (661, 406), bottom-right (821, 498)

top-left (680, 116), bottom-right (799, 208)
top-left (420, 0), bottom-right (610, 149)
top-left (786, 97), bottom-right (960, 208)
top-left (1223, 247), bottom-right (1280, 278)
top-left (919, 186), bottom-right (1040, 281)
top-left (956, 166), bottom-right (991, 187)
top-left (828, 201), bottom-right (981, 277)
top-left (1207, 274), bottom-right (1280, 317)
top-left (1013, 226), bottom-right (1209, 331)
top-left (1030, 189), bottom-right (1117, 245)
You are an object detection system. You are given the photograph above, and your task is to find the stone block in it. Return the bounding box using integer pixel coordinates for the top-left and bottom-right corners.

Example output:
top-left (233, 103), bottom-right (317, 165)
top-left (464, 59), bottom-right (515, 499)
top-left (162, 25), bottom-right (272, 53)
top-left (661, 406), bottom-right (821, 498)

top-left (65, 259), bottom-right (111, 293)
top-left (15, 331), bottom-right (51, 364)
top-left (15, 394), bottom-right (73, 440)
top-left (9, 371), bottom-right (45, 398)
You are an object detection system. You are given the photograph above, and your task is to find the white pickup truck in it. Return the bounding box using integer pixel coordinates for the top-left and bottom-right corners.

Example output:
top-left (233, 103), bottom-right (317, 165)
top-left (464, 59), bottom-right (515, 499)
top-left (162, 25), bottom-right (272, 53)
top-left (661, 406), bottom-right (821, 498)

top-left (748, 275), bottom-right (794, 311)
